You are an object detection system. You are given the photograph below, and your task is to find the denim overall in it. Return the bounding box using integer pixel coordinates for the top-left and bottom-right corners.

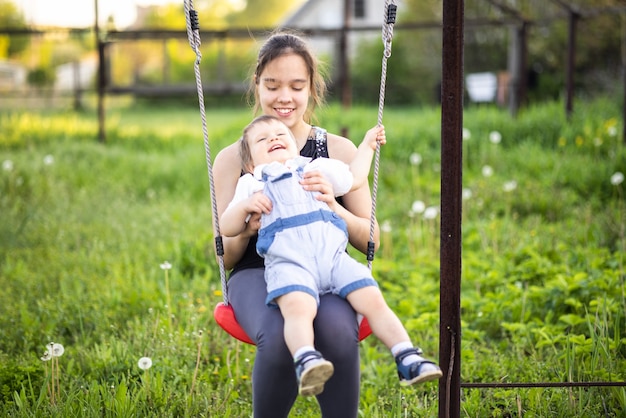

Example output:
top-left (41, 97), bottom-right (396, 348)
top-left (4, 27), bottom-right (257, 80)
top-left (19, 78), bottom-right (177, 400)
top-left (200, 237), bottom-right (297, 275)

top-left (257, 158), bottom-right (377, 306)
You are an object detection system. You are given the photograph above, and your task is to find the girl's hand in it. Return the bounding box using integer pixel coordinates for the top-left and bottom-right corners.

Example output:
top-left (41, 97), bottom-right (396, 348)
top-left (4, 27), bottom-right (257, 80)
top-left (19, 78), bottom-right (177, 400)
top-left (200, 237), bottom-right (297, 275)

top-left (363, 125), bottom-right (386, 150)
top-left (300, 170), bottom-right (338, 210)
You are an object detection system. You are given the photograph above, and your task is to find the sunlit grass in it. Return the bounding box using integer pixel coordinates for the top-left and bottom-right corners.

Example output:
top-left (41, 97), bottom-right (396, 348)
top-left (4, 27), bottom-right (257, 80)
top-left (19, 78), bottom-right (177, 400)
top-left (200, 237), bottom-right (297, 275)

top-left (0, 97), bottom-right (624, 416)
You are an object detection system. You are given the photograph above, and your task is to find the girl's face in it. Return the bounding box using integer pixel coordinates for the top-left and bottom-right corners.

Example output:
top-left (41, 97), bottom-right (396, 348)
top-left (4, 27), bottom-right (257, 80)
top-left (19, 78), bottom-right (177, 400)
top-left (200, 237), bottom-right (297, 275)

top-left (257, 53), bottom-right (311, 132)
top-left (247, 120), bottom-right (298, 168)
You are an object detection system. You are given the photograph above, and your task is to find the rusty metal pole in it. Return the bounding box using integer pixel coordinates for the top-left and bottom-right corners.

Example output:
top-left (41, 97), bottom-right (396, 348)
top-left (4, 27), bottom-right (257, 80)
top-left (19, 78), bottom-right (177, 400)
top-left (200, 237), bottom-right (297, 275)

top-left (95, 0), bottom-right (105, 142)
top-left (439, 0), bottom-right (464, 417)
top-left (565, 11), bottom-right (578, 119)
top-left (339, 0), bottom-right (352, 138)
top-left (623, 13), bottom-right (626, 144)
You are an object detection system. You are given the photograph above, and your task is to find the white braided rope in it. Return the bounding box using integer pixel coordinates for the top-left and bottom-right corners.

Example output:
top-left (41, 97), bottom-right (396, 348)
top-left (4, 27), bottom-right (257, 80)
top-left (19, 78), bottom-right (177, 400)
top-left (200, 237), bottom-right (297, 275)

top-left (184, 0), bottom-right (228, 304)
top-left (368, 0), bottom-right (396, 269)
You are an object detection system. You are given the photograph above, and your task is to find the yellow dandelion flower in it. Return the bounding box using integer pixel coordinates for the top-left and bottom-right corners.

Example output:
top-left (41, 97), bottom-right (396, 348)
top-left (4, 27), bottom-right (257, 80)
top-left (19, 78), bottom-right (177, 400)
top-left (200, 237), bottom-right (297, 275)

top-left (213, 290), bottom-right (223, 297)
top-left (575, 136), bottom-right (584, 147)
top-left (558, 137), bottom-right (567, 147)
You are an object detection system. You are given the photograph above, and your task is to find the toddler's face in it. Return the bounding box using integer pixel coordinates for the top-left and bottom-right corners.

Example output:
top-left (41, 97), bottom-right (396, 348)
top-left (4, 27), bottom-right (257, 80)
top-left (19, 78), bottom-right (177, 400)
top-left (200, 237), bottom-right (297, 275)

top-left (248, 120), bottom-right (298, 167)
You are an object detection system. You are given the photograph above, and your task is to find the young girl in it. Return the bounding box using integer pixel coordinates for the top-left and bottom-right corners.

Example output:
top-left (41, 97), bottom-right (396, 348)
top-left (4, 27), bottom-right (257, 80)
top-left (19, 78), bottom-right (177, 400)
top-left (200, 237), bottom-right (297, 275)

top-left (220, 115), bottom-right (441, 397)
top-left (212, 30), bottom-right (440, 417)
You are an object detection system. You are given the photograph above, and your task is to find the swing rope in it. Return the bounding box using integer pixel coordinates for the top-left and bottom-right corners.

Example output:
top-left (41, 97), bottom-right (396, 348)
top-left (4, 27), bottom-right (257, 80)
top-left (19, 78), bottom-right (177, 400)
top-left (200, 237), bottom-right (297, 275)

top-left (184, 0), bottom-right (397, 344)
top-left (184, 0), bottom-right (228, 306)
top-left (368, 0), bottom-right (397, 269)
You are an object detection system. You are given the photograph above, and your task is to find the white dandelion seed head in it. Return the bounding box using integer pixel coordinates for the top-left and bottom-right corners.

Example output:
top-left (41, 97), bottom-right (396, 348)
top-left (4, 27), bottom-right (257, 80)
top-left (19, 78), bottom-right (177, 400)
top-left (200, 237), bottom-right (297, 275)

top-left (41, 351), bottom-right (52, 361)
top-left (138, 357), bottom-right (153, 370)
top-left (593, 137), bottom-right (603, 147)
top-left (462, 128), bottom-right (471, 140)
top-left (489, 131), bottom-right (502, 144)
top-left (462, 188), bottom-right (473, 200)
top-left (482, 165), bottom-right (494, 177)
top-left (381, 220), bottom-right (392, 233)
top-left (611, 171), bottom-right (624, 186)
top-left (2, 160), bottom-right (13, 171)
top-left (411, 200), bottom-right (426, 214)
top-left (423, 206), bottom-right (439, 220)
top-left (409, 152), bottom-right (422, 166)
top-left (51, 343), bottom-right (64, 357)
top-left (607, 126), bottom-right (617, 137)
top-left (43, 155), bottom-right (54, 165)
top-left (160, 261), bottom-right (172, 270)
top-left (503, 180), bottom-right (518, 192)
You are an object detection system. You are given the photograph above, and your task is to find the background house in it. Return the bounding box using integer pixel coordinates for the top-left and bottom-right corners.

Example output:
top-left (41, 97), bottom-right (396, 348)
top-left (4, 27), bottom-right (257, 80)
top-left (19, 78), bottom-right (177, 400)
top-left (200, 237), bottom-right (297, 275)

top-left (282, 0), bottom-right (401, 74)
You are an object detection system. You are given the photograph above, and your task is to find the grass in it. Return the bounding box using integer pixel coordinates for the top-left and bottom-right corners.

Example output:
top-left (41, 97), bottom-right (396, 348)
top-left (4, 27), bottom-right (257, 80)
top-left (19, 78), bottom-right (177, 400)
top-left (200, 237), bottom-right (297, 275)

top-left (0, 96), bottom-right (625, 417)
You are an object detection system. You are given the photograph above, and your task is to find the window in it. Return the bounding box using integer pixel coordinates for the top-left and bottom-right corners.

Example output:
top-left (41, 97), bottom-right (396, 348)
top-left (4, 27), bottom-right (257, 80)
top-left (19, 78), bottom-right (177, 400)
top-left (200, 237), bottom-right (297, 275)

top-left (354, 0), bottom-right (365, 19)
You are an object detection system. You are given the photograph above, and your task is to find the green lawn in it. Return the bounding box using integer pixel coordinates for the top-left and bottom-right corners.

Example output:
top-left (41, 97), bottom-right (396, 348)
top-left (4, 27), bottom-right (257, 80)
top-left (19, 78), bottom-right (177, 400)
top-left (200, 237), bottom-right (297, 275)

top-left (0, 97), bottom-right (624, 416)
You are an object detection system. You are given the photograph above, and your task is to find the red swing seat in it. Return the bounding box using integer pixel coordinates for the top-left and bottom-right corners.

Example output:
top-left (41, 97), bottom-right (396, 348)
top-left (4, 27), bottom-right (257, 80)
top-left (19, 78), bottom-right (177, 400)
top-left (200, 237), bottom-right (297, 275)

top-left (214, 301), bottom-right (373, 345)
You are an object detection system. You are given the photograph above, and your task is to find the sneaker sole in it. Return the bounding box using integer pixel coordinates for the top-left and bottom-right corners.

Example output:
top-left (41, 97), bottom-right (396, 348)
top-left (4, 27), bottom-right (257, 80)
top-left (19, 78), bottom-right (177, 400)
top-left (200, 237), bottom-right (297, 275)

top-left (400, 369), bottom-right (443, 386)
top-left (299, 361), bottom-right (334, 396)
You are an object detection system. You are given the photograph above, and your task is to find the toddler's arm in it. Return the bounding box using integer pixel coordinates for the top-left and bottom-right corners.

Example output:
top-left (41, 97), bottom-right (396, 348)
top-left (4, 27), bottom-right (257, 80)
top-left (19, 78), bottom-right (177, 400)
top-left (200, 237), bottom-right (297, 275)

top-left (220, 192), bottom-right (272, 237)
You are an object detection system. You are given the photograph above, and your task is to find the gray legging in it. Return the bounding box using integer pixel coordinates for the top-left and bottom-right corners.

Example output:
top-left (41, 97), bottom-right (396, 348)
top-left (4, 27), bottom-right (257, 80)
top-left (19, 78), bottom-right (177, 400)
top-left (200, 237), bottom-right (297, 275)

top-left (227, 267), bottom-right (361, 418)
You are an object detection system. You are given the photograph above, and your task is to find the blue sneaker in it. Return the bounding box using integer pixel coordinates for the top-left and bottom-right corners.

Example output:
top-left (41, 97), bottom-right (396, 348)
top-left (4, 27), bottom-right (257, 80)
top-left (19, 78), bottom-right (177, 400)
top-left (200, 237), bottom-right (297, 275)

top-left (395, 348), bottom-right (443, 386)
top-left (294, 350), bottom-right (334, 396)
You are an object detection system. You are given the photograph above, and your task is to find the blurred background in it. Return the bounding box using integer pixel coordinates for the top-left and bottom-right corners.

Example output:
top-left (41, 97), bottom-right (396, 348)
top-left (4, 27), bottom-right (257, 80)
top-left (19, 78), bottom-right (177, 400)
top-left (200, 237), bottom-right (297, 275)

top-left (0, 0), bottom-right (623, 112)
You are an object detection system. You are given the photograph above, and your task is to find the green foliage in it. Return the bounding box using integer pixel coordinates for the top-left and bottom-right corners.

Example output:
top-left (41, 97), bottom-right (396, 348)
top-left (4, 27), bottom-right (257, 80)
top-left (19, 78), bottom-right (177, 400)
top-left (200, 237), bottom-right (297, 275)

top-left (26, 66), bottom-right (55, 88)
top-left (0, 97), bottom-right (624, 416)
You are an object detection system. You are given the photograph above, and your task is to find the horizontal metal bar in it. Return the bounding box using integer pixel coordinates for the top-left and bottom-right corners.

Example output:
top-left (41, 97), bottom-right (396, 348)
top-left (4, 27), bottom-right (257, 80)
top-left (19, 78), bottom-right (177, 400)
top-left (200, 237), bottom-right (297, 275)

top-left (462, 381), bottom-right (626, 389)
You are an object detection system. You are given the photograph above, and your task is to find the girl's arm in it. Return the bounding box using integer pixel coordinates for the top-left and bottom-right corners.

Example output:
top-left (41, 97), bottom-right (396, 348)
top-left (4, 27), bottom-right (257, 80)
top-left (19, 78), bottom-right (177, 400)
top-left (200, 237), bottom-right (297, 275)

top-left (350, 125), bottom-right (385, 190)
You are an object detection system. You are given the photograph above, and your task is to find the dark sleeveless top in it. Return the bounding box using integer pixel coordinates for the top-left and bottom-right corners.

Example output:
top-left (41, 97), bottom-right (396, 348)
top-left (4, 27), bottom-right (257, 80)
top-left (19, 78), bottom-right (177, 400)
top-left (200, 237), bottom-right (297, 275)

top-left (230, 126), bottom-right (331, 276)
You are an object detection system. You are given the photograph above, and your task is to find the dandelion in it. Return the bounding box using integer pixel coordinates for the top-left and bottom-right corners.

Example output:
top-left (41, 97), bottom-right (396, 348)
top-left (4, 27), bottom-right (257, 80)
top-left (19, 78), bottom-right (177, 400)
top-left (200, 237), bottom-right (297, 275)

top-left (213, 289), bottom-right (223, 297)
top-left (593, 137), bottom-right (603, 147)
top-left (611, 172), bottom-right (624, 186)
top-left (381, 220), bottom-right (392, 233)
top-left (489, 131), bottom-right (502, 144)
top-left (575, 136), bottom-right (584, 147)
top-left (51, 343), bottom-right (64, 357)
top-left (558, 137), bottom-right (567, 147)
top-left (462, 128), bottom-right (471, 140)
top-left (462, 188), bottom-right (473, 200)
top-left (482, 165), bottom-right (494, 177)
top-left (138, 356), bottom-right (153, 370)
top-left (43, 155), bottom-right (54, 165)
top-left (503, 180), bottom-right (518, 192)
top-left (423, 206), bottom-right (439, 220)
top-left (409, 152), bottom-right (422, 166)
top-left (607, 126), bottom-right (617, 137)
top-left (160, 261), bottom-right (173, 330)
top-left (43, 342), bottom-right (64, 405)
top-left (411, 200), bottom-right (426, 214)
top-left (2, 160), bottom-right (13, 171)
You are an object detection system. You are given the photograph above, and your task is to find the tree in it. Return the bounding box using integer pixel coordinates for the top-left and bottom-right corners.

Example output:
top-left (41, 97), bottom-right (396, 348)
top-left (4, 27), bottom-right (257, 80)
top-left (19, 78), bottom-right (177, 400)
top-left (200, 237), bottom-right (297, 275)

top-left (0, 0), bottom-right (28, 57)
